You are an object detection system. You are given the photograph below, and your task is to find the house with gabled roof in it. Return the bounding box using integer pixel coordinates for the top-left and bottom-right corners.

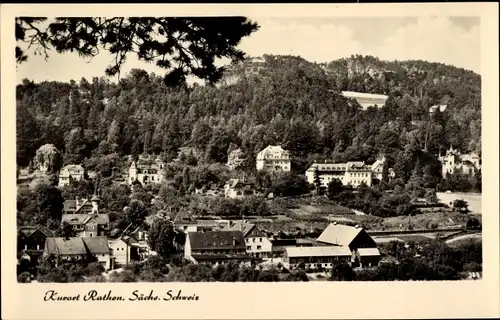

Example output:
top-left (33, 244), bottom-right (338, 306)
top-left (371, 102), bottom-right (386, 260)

top-left (256, 145), bottom-right (291, 172)
top-left (128, 156), bottom-right (166, 186)
top-left (283, 246), bottom-right (353, 270)
top-left (110, 235), bottom-right (142, 267)
top-left (43, 236), bottom-right (111, 270)
top-left (17, 225), bottom-right (53, 262)
top-left (63, 196), bottom-right (95, 214)
top-left (222, 221), bottom-right (272, 258)
top-left (61, 195), bottom-right (109, 237)
top-left (184, 231), bottom-right (252, 266)
top-left (224, 178), bottom-right (258, 199)
top-left (173, 211), bottom-right (198, 233)
top-left (317, 223), bottom-right (380, 268)
top-left (58, 164), bottom-right (86, 187)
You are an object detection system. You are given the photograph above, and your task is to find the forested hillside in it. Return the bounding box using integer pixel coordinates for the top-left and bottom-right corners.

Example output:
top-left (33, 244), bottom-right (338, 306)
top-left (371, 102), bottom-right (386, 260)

top-left (17, 54), bottom-right (481, 185)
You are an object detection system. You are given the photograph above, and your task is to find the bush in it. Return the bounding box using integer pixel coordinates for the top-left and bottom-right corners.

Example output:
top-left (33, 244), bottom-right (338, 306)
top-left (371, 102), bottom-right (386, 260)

top-left (84, 275), bottom-right (107, 282)
top-left (17, 272), bottom-right (32, 283)
top-left (109, 270), bottom-right (138, 282)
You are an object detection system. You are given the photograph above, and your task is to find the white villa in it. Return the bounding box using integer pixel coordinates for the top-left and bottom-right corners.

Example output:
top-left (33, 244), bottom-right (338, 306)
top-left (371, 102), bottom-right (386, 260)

top-left (256, 145), bottom-right (291, 172)
top-left (128, 156), bottom-right (166, 185)
top-left (58, 164), bottom-right (86, 187)
top-left (439, 146), bottom-right (481, 178)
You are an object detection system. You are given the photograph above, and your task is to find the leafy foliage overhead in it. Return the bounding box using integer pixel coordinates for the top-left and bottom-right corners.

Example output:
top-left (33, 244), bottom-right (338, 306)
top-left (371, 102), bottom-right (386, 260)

top-left (16, 17), bottom-right (259, 86)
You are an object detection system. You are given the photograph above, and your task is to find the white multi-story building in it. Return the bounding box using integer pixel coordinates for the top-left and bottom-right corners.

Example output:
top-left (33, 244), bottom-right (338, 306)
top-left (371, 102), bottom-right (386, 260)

top-left (305, 161), bottom-right (373, 188)
top-left (438, 146), bottom-right (481, 178)
top-left (370, 156), bottom-right (396, 181)
top-left (58, 164), bottom-right (85, 187)
top-left (222, 221), bottom-right (272, 258)
top-left (128, 156), bottom-right (166, 185)
top-left (256, 145), bottom-right (291, 172)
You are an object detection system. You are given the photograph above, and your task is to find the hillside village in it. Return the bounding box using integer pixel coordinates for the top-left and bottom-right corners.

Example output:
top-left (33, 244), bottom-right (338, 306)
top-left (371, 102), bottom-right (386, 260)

top-left (16, 54), bottom-right (482, 282)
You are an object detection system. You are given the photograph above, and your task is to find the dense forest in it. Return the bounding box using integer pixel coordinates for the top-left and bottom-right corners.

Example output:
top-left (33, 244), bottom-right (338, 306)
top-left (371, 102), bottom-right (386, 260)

top-left (17, 54), bottom-right (481, 187)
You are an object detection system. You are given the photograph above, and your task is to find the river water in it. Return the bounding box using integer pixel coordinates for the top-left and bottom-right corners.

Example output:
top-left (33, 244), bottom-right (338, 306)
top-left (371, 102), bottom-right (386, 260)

top-left (436, 192), bottom-right (482, 214)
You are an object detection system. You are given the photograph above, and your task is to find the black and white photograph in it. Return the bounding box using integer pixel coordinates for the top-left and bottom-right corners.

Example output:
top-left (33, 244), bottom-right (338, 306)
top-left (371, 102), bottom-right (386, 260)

top-left (2, 3), bottom-right (499, 320)
top-left (12, 14), bottom-right (487, 283)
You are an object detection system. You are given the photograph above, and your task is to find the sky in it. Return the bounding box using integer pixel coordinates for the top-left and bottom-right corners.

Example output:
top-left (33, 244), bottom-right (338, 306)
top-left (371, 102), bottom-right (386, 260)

top-left (16, 16), bottom-right (481, 84)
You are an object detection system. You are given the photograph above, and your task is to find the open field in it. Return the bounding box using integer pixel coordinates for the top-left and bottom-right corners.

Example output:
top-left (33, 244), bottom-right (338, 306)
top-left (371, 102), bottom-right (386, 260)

top-left (345, 210), bottom-right (478, 231)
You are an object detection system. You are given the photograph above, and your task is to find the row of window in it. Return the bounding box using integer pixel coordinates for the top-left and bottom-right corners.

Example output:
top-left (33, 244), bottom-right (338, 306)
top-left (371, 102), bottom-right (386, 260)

top-left (349, 172), bottom-right (370, 177)
top-left (246, 245), bottom-right (262, 250)
top-left (246, 237), bottom-right (263, 243)
top-left (193, 249), bottom-right (246, 254)
top-left (349, 179), bottom-right (368, 185)
top-left (288, 256), bottom-right (346, 264)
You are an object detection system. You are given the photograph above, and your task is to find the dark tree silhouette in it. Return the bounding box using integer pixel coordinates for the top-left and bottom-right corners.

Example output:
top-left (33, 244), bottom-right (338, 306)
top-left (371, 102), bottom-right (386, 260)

top-left (15, 17), bottom-right (259, 86)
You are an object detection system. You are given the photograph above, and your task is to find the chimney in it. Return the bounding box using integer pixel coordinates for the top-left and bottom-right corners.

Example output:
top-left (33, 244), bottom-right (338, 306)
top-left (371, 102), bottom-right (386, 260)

top-left (232, 237), bottom-right (237, 247)
top-left (354, 225), bottom-right (360, 229)
top-left (333, 222), bottom-right (337, 225)
top-left (75, 196), bottom-right (79, 208)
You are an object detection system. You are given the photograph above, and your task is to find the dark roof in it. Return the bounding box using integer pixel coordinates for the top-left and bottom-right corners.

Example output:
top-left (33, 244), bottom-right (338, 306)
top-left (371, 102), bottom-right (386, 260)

top-left (45, 237), bottom-right (110, 255)
top-left (61, 214), bottom-right (109, 225)
top-left (114, 235), bottom-right (138, 246)
top-left (174, 211), bottom-right (196, 224)
top-left (18, 225), bottom-right (53, 238)
top-left (64, 199), bottom-right (94, 214)
top-left (222, 221), bottom-right (256, 236)
top-left (82, 236), bottom-right (110, 254)
top-left (271, 238), bottom-right (297, 246)
top-left (191, 254), bottom-right (252, 261)
top-left (188, 231), bottom-right (246, 250)
top-left (225, 179), bottom-right (255, 189)
top-left (45, 237), bottom-right (87, 255)
top-left (63, 200), bottom-right (77, 212)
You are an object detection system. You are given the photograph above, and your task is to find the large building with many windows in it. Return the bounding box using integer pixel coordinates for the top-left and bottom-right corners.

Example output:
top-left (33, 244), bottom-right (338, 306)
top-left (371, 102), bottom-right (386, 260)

top-left (305, 161), bottom-right (373, 188)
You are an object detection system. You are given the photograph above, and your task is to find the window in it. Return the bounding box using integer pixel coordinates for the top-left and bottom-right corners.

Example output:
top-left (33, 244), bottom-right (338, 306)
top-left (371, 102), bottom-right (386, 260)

top-left (259, 238), bottom-right (262, 242)
top-left (253, 238), bottom-right (256, 242)
top-left (246, 246), bottom-right (251, 250)
top-left (257, 245), bottom-right (262, 250)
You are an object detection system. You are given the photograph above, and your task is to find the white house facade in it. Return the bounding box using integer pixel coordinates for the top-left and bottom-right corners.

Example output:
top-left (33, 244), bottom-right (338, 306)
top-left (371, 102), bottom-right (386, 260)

top-left (58, 164), bottom-right (85, 187)
top-left (305, 161), bottom-right (373, 188)
top-left (439, 146), bottom-right (481, 178)
top-left (256, 145), bottom-right (291, 172)
top-left (128, 157), bottom-right (166, 185)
